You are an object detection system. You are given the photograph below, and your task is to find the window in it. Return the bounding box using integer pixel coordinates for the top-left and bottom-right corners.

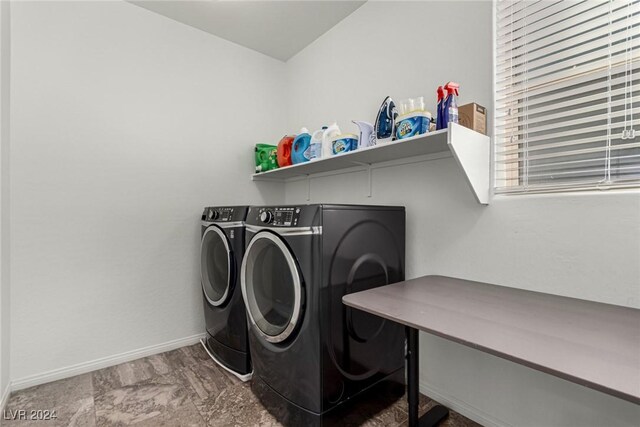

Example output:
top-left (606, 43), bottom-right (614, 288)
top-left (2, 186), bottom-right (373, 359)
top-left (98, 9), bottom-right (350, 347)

top-left (494, 0), bottom-right (639, 194)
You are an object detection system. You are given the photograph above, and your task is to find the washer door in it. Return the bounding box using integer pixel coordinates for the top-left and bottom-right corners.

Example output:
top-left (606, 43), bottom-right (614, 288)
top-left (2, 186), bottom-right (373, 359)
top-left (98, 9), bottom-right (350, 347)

top-left (200, 225), bottom-right (233, 306)
top-left (241, 231), bottom-right (303, 344)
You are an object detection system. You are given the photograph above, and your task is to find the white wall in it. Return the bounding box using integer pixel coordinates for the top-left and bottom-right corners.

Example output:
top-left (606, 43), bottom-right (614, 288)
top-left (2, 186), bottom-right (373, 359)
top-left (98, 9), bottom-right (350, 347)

top-left (0, 0), bottom-right (11, 404)
top-left (284, 2), bottom-right (640, 426)
top-left (9, 0), bottom-right (286, 383)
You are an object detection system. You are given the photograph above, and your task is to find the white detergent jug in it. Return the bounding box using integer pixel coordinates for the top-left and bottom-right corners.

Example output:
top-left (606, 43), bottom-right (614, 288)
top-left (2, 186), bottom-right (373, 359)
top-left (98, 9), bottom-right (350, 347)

top-left (322, 123), bottom-right (341, 158)
top-left (309, 128), bottom-right (325, 160)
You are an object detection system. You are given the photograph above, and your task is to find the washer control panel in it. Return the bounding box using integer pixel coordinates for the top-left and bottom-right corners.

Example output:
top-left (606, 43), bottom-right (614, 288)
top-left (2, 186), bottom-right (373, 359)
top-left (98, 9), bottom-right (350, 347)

top-left (256, 206), bottom-right (301, 227)
top-left (202, 207), bottom-right (236, 222)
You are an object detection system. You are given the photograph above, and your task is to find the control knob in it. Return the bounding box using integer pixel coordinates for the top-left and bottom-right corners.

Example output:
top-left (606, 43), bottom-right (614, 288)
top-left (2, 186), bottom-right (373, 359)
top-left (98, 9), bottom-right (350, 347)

top-left (208, 209), bottom-right (219, 220)
top-left (260, 210), bottom-right (273, 224)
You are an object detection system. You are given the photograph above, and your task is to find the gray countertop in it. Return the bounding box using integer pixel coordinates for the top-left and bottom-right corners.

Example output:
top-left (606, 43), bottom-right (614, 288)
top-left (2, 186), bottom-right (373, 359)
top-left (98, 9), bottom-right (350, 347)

top-left (342, 275), bottom-right (640, 404)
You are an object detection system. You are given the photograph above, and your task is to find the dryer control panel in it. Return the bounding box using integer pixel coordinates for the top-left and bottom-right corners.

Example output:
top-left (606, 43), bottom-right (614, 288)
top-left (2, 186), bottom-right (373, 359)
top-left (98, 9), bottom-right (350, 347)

top-left (246, 205), bottom-right (320, 228)
top-left (255, 206), bottom-right (302, 227)
top-left (201, 206), bottom-right (248, 222)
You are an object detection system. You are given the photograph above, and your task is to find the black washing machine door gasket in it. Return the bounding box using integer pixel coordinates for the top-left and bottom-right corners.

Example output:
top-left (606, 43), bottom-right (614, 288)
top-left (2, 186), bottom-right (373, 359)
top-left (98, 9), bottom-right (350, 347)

top-left (241, 230), bottom-right (304, 344)
top-left (200, 224), bottom-right (234, 307)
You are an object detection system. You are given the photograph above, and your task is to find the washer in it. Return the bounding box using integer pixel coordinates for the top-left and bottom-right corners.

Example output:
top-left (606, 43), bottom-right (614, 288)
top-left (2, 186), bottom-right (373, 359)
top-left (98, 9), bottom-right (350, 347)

top-left (241, 204), bottom-right (406, 424)
top-left (200, 206), bottom-right (251, 380)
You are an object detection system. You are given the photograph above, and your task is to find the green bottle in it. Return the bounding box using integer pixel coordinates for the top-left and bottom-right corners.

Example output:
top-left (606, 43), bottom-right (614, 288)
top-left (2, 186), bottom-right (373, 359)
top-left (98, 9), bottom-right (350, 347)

top-left (255, 144), bottom-right (279, 173)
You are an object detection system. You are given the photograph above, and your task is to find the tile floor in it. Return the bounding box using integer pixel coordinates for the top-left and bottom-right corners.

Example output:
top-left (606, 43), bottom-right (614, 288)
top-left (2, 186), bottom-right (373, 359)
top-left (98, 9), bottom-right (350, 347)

top-left (3, 344), bottom-right (481, 427)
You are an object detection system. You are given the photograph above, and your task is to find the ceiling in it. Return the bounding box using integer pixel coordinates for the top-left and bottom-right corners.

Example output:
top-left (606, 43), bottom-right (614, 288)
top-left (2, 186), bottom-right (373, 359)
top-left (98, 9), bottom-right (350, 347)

top-left (130, 1), bottom-right (366, 61)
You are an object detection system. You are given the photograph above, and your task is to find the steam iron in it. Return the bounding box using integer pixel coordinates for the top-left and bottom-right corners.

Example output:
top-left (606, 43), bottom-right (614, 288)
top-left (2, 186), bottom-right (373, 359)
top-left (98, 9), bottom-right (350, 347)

top-left (374, 96), bottom-right (398, 143)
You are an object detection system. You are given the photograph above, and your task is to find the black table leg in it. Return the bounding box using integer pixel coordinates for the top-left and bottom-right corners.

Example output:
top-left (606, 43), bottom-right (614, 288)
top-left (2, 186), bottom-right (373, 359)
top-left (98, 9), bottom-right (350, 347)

top-left (406, 326), bottom-right (449, 427)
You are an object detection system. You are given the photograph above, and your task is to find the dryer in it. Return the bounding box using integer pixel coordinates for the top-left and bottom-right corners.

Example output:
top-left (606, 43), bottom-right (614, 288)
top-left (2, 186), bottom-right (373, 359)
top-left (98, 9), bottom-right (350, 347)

top-left (200, 206), bottom-right (251, 380)
top-left (240, 204), bottom-right (406, 424)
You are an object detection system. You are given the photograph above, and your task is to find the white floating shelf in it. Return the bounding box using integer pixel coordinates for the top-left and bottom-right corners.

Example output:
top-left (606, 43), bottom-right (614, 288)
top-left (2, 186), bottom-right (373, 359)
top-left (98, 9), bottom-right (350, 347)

top-left (252, 123), bottom-right (490, 205)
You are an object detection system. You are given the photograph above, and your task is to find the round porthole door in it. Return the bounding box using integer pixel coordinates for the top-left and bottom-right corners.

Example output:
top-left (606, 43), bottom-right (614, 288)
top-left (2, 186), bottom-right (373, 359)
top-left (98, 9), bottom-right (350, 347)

top-left (241, 231), bottom-right (303, 344)
top-left (200, 225), bottom-right (233, 306)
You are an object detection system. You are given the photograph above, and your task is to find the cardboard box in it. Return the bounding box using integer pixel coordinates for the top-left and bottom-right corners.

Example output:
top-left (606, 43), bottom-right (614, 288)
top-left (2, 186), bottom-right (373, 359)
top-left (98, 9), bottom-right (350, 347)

top-left (458, 103), bottom-right (487, 135)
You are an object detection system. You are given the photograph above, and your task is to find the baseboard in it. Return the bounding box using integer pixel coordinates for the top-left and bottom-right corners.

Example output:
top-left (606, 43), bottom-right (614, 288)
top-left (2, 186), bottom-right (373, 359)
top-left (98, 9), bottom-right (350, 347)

top-left (10, 333), bottom-right (206, 391)
top-left (0, 382), bottom-right (10, 417)
top-left (419, 380), bottom-right (512, 427)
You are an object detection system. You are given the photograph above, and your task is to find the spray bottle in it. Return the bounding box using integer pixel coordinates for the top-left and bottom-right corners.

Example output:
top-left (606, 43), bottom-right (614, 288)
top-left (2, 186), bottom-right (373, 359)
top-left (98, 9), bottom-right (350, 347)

top-left (436, 86), bottom-right (445, 130)
top-left (443, 82), bottom-right (460, 127)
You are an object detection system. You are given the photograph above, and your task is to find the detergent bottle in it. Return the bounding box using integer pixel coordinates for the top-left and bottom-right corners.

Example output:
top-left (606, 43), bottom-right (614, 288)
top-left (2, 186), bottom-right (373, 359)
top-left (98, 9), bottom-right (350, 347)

top-left (322, 123), bottom-right (341, 158)
top-left (330, 134), bottom-right (358, 155)
top-left (443, 82), bottom-right (460, 127)
top-left (255, 144), bottom-right (278, 173)
top-left (309, 127), bottom-right (325, 160)
top-left (276, 135), bottom-right (295, 167)
top-left (291, 128), bottom-right (312, 164)
top-left (436, 86), bottom-right (445, 130)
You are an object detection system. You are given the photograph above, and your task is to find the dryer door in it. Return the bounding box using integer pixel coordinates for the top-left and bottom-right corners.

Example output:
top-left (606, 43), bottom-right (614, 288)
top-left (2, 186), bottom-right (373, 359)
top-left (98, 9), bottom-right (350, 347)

top-left (241, 231), bottom-right (303, 344)
top-left (200, 225), bottom-right (233, 306)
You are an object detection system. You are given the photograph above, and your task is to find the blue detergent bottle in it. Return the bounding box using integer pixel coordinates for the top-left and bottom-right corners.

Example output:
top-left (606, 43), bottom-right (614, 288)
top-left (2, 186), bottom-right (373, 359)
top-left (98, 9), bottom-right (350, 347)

top-left (443, 82), bottom-right (460, 127)
top-left (291, 128), bottom-right (312, 164)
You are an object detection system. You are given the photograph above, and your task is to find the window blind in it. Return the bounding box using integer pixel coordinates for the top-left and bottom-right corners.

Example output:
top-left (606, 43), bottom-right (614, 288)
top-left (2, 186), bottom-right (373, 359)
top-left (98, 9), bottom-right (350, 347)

top-left (495, 0), bottom-right (640, 194)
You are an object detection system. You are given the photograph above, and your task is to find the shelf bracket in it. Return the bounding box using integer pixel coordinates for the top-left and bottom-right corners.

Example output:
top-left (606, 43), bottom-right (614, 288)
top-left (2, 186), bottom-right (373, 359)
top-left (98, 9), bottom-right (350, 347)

top-left (447, 123), bottom-right (490, 205)
top-left (350, 161), bottom-right (373, 198)
top-left (306, 175), bottom-right (311, 201)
